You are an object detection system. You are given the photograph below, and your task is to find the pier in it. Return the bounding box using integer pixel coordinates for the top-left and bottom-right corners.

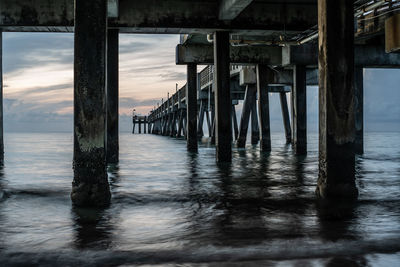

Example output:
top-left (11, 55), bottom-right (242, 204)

top-left (0, 0), bottom-right (399, 206)
top-left (132, 115), bottom-right (148, 134)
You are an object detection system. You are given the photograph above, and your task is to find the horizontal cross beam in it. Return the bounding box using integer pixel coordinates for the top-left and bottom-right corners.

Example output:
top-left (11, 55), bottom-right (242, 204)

top-left (176, 44), bottom-right (282, 65)
top-left (0, 0), bottom-right (317, 33)
top-left (239, 67), bottom-right (318, 86)
top-left (283, 43), bottom-right (400, 68)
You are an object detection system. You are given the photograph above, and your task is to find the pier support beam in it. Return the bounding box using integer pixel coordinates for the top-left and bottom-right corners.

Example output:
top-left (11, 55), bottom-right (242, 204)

top-left (237, 85), bottom-right (255, 147)
top-left (355, 67), bottom-right (364, 154)
top-left (177, 109), bottom-right (184, 137)
top-left (72, 0), bottom-right (110, 207)
top-left (316, 0), bottom-right (358, 199)
top-left (256, 64), bottom-right (272, 152)
top-left (232, 105), bottom-right (238, 141)
top-left (186, 63), bottom-right (198, 151)
top-left (292, 65), bottom-right (307, 154)
top-left (0, 31), bottom-right (3, 162)
top-left (280, 92), bottom-right (292, 144)
top-left (211, 106), bottom-right (216, 144)
top-left (214, 31), bottom-right (232, 162)
top-left (251, 100), bottom-right (259, 145)
top-left (170, 112), bottom-right (176, 137)
top-left (106, 29), bottom-right (119, 163)
top-left (197, 101), bottom-right (205, 138)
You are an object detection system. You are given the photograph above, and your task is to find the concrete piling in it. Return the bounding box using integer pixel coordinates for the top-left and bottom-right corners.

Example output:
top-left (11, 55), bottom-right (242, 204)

top-left (232, 105), bottom-right (239, 141)
top-left (186, 63), bottom-right (198, 151)
top-left (177, 109), bottom-right (184, 138)
top-left (211, 105), bottom-right (216, 144)
top-left (214, 31), bottom-right (232, 162)
top-left (170, 111), bottom-right (176, 137)
top-left (106, 29), bottom-right (119, 163)
top-left (72, 0), bottom-right (110, 207)
top-left (197, 101), bottom-right (205, 138)
top-left (251, 100), bottom-right (259, 145)
top-left (206, 108), bottom-right (212, 136)
top-left (292, 65), bottom-right (307, 154)
top-left (237, 85), bottom-right (256, 148)
top-left (279, 92), bottom-right (292, 144)
top-left (355, 67), bottom-right (364, 154)
top-left (256, 64), bottom-right (272, 152)
top-left (316, 0), bottom-right (358, 199)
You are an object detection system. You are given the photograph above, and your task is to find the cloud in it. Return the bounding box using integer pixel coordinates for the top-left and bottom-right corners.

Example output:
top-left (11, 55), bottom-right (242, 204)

top-left (3, 33), bottom-right (73, 74)
top-left (158, 70), bottom-right (187, 81)
top-left (1, 32), bottom-right (399, 132)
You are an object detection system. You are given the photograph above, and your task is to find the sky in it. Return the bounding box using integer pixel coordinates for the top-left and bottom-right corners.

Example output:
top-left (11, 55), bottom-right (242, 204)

top-left (2, 32), bottom-right (400, 133)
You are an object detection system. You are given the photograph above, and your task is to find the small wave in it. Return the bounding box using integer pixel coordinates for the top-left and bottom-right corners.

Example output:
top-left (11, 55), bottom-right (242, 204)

top-left (111, 192), bottom-right (317, 207)
top-left (3, 188), bottom-right (70, 198)
top-left (1, 238), bottom-right (400, 266)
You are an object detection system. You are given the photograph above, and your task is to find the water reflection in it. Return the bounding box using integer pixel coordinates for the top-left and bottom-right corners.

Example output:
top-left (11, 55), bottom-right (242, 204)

top-left (316, 199), bottom-right (358, 241)
top-left (0, 133), bottom-right (399, 266)
top-left (71, 207), bottom-right (114, 249)
top-left (0, 163), bottom-right (4, 201)
top-left (326, 256), bottom-right (368, 267)
top-left (0, 164), bottom-right (5, 251)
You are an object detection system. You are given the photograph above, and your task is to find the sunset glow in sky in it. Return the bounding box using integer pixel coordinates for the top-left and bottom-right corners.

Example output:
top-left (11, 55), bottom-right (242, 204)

top-left (2, 32), bottom-right (400, 132)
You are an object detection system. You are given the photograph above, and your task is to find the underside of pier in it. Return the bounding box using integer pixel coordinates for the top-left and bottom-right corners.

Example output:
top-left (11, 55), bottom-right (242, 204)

top-left (1, 0), bottom-right (399, 206)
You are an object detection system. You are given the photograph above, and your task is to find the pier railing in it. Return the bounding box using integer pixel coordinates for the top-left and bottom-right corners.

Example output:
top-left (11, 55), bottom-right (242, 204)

top-left (199, 65), bottom-right (247, 90)
top-left (147, 84), bottom-right (187, 123)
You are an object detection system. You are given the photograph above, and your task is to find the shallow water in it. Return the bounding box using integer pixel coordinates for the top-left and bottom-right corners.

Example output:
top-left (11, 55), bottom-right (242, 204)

top-left (0, 132), bottom-right (399, 266)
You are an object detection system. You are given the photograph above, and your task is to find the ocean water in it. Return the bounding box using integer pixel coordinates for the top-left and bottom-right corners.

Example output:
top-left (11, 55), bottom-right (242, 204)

top-left (0, 132), bottom-right (399, 266)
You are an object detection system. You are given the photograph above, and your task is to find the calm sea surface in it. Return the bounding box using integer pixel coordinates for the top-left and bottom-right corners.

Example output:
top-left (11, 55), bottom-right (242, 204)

top-left (0, 132), bottom-right (399, 266)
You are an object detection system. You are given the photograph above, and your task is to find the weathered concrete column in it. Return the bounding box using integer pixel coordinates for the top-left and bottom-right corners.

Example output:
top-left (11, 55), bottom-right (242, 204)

top-left (186, 63), bottom-right (198, 151)
top-left (170, 112), bottom-right (176, 137)
top-left (280, 92), bottom-right (292, 144)
top-left (162, 113), bottom-right (167, 135)
top-left (177, 109), bottom-right (184, 137)
top-left (256, 64), bottom-right (272, 152)
top-left (292, 65), bottom-right (307, 154)
top-left (197, 101), bottom-right (205, 138)
top-left (0, 31), bottom-right (3, 163)
top-left (72, 0), bottom-right (110, 207)
top-left (106, 29), bottom-right (119, 163)
top-left (354, 67), bottom-right (363, 154)
top-left (316, 0), bottom-right (358, 199)
top-left (206, 108), bottom-right (212, 135)
top-left (232, 105), bottom-right (239, 140)
top-left (210, 105), bottom-right (216, 143)
top-left (237, 85), bottom-right (255, 147)
top-left (214, 31), bottom-right (232, 162)
top-left (183, 112), bottom-right (187, 139)
top-left (251, 101), bottom-right (259, 145)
